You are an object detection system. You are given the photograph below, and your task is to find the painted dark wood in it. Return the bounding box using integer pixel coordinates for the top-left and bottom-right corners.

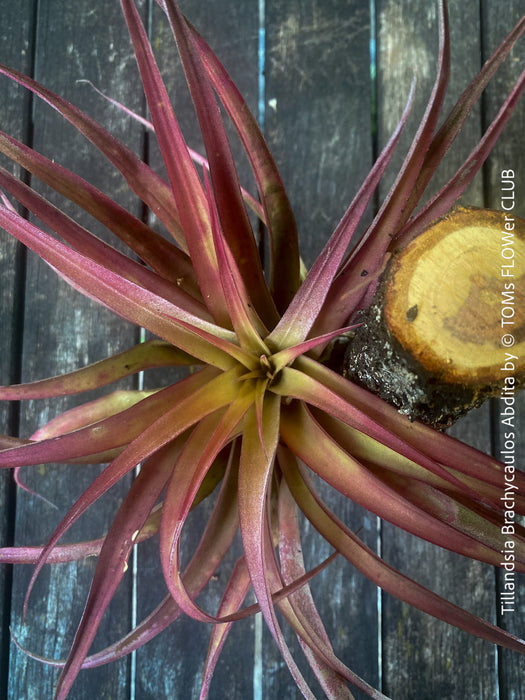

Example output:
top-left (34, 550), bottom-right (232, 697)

top-left (0, 4), bottom-right (37, 697)
top-left (375, 2), bottom-right (492, 698)
top-left (4, 1), bottom-right (147, 697)
top-left (263, 2), bottom-right (377, 698)
top-left (135, 3), bottom-right (259, 699)
top-left (376, 2), bottom-right (524, 698)
top-left (481, 2), bottom-right (525, 696)
top-left (0, 1), bottom-right (523, 698)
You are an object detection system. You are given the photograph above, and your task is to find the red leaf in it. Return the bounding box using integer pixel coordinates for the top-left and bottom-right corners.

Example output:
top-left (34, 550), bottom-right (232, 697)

top-left (53, 443), bottom-right (178, 698)
top-left (157, 0), bottom-right (279, 328)
top-left (298, 357), bottom-right (525, 494)
top-left (120, 0), bottom-right (231, 326)
top-left (397, 65), bottom-right (525, 245)
top-left (189, 21), bottom-right (300, 311)
top-left (0, 130), bottom-right (198, 293)
top-left (0, 163), bottom-right (208, 317)
top-left (401, 12), bottom-right (525, 229)
top-left (277, 479), bottom-right (353, 699)
top-left (204, 171), bottom-right (269, 353)
top-left (280, 449), bottom-right (525, 656)
top-left (0, 65), bottom-right (185, 246)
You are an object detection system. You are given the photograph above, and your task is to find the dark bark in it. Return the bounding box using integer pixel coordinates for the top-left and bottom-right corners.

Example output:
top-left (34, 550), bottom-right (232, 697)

top-left (342, 285), bottom-right (495, 430)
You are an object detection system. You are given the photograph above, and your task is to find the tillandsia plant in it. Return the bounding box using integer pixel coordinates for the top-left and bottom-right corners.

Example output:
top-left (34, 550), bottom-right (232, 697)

top-left (0, 0), bottom-right (524, 698)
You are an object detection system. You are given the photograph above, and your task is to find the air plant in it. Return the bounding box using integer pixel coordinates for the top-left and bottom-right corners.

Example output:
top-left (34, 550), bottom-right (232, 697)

top-left (0, 0), bottom-right (524, 698)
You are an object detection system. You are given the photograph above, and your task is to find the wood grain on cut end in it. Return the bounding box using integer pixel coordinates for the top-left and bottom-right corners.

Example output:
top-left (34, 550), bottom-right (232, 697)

top-left (343, 207), bottom-right (525, 427)
top-left (385, 206), bottom-right (525, 385)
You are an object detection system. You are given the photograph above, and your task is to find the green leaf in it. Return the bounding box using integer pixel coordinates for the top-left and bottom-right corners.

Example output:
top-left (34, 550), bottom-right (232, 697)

top-left (0, 341), bottom-right (190, 400)
top-left (279, 402), bottom-right (510, 568)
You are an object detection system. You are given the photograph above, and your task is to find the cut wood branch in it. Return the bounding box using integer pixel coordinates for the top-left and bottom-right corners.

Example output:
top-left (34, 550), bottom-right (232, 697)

top-left (342, 207), bottom-right (525, 428)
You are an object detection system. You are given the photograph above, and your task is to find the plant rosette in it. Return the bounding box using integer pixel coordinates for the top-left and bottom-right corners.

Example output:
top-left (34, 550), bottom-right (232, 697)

top-left (0, 1), bottom-right (524, 698)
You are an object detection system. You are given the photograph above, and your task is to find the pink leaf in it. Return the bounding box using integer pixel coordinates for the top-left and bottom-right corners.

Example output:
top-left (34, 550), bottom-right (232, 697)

top-left (237, 397), bottom-right (317, 698)
top-left (120, 0), bottom-right (231, 326)
top-left (298, 357), bottom-right (525, 494)
top-left (280, 449), bottom-right (525, 656)
top-left (0, 65), bottom-right (185, 246)
top-left (157, 0), bottom-right (279, 328)
top-left (76, 79), bottom-right (265, 223)
top-left (0, 340), bottom-right (194, 400)
top-left (0, 367), bottom-right (217, 468)
top-left (401, 12), bottom-right (525, 226)
top-left (0, 206), bottom-right (241, 369)
top-left (275, 364), bottom-right (485, 500)
top-left (23, 368), bottom-right (243, 618)
top-left (397, 65), bottom-right (525, 245)
top-left (199, 557), bottom-right (251, 700)
top-left (268, 77), bottom-right (415, 349)
top-left (160, 387), bottom-right (254, 622)
top-left (188, 20), bottom-right (300, 311)
top-left (0, 163), bottom-right (208, 317)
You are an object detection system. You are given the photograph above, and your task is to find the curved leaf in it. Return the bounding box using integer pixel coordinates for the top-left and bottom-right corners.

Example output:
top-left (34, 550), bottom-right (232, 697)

top-left (279, 402), bottom-right (512, 569)
top-left (0, 163), bottom-right (208, 317)
top-left (397, 65), bottom-right (525, 245)
top-left (0, 131), bottom-right (199, 294)
top-left (204, 172), bottom-right (269, 352)
top-left (0, 64), bottom-right (185, 245)
top-left (0, 340), bottom-right (194, 401)
top-left (401, 12), bottom-right (525, 227)
top-left (277, 479), bottom-right (353, 699)
top-left (280, 448), bottom-right (525, 656)
top-left (158, 0), bottom-right (279, 328)
top-left (160, 387), bottom-right (254, 621)
top-left (120, 0), bottom-right (231, 326)
top-left (53, 442), bottom-right (178, 699)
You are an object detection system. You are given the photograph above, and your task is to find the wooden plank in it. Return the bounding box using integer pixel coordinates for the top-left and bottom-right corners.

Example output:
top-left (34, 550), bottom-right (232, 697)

top-left (4, 1), bottom-right (147, 697)
top-left (263, 2), bottom-right (377, 698)
top-left (0, 2), bottom-right (36, 695)
top-left (265, 0), bottom-right (374, 267)
top-left (375, 2), bottom-right (490, 698)
top-left (133, 2), bottom-right (260, 699)
top-left (376, 2), bottom-right (495, 697)
top-left (481, 1), bottom-right (525, 697)
top-left (376, 1), bottom-right (524, 698)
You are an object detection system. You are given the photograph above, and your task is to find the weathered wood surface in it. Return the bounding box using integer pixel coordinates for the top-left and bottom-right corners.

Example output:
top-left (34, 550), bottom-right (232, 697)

top-left (0, 1), bottom-right (523, 698)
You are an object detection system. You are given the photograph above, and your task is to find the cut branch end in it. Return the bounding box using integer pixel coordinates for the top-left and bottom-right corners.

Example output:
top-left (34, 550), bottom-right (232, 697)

top-left (343, 207), bottom-right (525, 428)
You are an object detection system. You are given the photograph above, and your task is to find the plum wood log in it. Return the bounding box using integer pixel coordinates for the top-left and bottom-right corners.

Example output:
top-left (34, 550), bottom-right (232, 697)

top-left (342, 207), bottom-right (525, 428)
